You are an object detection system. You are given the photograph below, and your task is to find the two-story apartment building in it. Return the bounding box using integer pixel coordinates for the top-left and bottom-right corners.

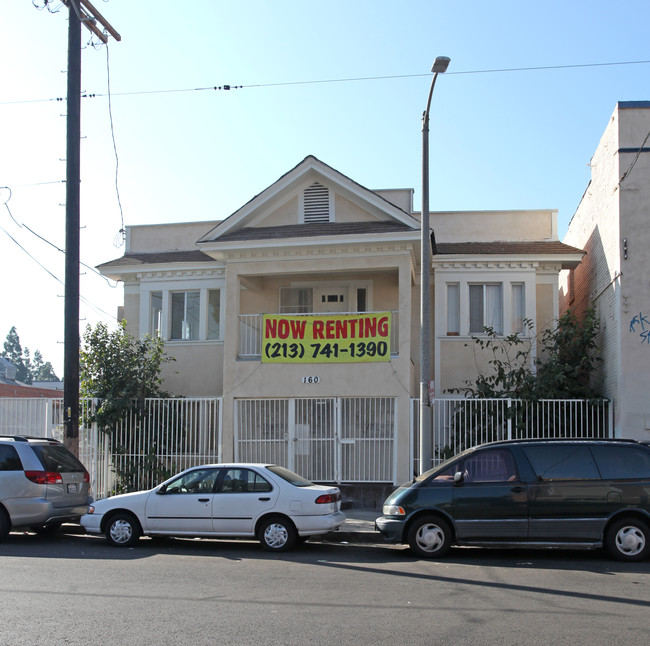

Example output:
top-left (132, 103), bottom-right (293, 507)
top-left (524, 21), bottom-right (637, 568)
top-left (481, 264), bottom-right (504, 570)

top-left (99, 155), bottom-right (583, 487)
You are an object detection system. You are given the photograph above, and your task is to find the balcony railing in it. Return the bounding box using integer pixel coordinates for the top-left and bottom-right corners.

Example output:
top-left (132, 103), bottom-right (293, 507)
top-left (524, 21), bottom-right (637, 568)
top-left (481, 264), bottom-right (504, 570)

top-left (238, 311), bottom-right (399, 359)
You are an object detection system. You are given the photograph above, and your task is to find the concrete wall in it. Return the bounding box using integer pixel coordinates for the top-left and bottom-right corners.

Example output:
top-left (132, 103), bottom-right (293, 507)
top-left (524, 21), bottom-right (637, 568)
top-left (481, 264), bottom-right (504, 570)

top-left (431, 209), bottom-right (557, 243)
top-left (562, 102), bottom-right (650, 440)
top-left (127, 221), bottom-right (219, 252)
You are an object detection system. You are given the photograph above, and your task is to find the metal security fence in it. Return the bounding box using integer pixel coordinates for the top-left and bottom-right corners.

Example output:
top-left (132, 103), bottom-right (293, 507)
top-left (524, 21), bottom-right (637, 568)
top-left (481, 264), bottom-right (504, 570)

top-left (107, 398), bottom-right (222, 493)
top-left (0, 397), bottom-right (62, 436)
top-left (412, 397), bottom-right (614, 473)
top-left (0, 397), bottom-right (221, 499)
top-left (235, 397), bottom-right (396, 483)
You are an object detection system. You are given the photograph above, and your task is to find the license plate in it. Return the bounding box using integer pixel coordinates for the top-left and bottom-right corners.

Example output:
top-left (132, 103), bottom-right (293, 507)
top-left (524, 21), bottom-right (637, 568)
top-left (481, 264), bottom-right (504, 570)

top-left (67, 483), bottom-right (78, 494)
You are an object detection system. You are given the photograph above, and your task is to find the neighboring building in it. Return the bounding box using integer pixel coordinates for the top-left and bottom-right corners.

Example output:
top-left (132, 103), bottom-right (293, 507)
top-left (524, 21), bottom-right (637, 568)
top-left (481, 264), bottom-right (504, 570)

top-left (561, 101), bottom-right (650, 441)
top-left (98, 155), bottom-right (582, 485)
top-left (0, 358), bottom-right (63, 399)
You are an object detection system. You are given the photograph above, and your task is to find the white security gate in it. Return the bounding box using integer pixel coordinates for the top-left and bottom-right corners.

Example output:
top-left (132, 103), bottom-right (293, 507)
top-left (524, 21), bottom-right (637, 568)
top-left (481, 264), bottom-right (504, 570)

top-left (235, 397), bottom-right (396, 483)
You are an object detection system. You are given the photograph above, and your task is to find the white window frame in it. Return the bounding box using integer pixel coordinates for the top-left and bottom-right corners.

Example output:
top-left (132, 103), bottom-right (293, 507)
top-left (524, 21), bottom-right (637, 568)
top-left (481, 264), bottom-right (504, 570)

top-left (140, 281), bottom-right (225, 343)
top-left (171, 290), bottom-right (201, 340)
top-left (469, 283), bottom-right (503, 335)
top-left (446, 283), bottom-right (460, 335)
top-left (511, 283), bottom-right (525, 334)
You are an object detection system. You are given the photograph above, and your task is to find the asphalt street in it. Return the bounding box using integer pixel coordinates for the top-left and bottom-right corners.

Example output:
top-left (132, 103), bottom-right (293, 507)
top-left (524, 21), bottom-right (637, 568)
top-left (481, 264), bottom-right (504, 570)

top-left (1, 523), bottom-right (649, 646)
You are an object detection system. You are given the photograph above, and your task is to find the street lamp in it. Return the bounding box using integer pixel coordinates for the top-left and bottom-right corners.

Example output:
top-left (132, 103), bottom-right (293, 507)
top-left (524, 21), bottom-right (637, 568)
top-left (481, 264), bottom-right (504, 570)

top-left (420, 56), bottom-right (450, 474)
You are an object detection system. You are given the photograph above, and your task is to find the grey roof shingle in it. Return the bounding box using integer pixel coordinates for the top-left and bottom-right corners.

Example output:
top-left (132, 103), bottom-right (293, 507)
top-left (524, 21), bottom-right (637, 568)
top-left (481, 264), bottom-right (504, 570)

top-left (97, 250), bottom-right (214, 269)
top-left (209, 220), bottom-right (416, 243)
top-left (434, 241), bottom-right (584, 255)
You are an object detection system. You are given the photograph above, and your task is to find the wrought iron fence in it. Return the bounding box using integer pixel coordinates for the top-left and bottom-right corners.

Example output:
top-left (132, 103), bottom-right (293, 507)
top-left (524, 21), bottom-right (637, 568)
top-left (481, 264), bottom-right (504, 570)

top-left (413, 397), bottom-right (614, 474)
top-left (0, 397), bottom-right (221, 499)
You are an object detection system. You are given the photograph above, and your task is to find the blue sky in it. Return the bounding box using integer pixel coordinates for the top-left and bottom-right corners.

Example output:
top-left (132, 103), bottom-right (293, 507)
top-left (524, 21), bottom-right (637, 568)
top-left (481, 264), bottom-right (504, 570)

top-left (1, 0), bottom-right (649, 375)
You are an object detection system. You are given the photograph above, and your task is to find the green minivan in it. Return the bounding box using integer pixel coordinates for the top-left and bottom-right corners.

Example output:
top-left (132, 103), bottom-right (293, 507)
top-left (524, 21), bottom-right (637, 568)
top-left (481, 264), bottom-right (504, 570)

top-left (375, 438), bottom-right (650, 561)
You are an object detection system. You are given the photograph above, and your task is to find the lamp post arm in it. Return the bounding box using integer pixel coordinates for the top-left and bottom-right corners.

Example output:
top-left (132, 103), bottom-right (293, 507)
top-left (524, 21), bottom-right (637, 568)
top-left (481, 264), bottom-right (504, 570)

top-left (422, 72), bottom-right (440, 132)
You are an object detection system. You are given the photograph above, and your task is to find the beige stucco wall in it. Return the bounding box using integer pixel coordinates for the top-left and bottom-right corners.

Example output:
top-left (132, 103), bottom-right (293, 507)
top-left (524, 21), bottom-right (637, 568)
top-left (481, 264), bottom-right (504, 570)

top-left (122, 287), bottom-right (140, 337)
top-left (535, 283), bottom-right (555, 333)
top-left (374, 189), bottom-right (413, 213)
top-left (334, 195), bottom-right (381, 223)
top-left (431, 210), bottom-right (557, 243)
top-left (437, 338), bottom-right (534, 394)
top-left (159, 343), bottom-right (224, 396)
top-left (127, 221), bottom-right (219, 253)
top-left (218, 250), bottom-right (414, 480)
top-left (253, 196), bottom-right (299, 228)
top-left (251, 189), bottom-right (389, 229)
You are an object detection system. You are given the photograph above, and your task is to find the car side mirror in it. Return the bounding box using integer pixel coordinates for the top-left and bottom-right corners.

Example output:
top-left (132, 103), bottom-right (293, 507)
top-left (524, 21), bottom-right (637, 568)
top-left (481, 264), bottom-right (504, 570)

top-left (454, 471), bottom-right (464, 483)
top-left (157, 484), bottom-right (167, 495)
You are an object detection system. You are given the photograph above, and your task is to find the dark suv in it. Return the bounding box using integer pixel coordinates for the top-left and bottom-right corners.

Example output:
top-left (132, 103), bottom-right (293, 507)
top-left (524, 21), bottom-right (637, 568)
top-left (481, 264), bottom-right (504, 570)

top-left (376, 438), bottom-right (650, 561)
top-left (0, 435), bottom-right (92, 540)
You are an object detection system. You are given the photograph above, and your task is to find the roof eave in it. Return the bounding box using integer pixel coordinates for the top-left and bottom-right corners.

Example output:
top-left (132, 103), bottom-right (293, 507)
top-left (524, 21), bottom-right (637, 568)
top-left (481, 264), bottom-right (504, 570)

top-left (432, 252), bottom-right (585, 270)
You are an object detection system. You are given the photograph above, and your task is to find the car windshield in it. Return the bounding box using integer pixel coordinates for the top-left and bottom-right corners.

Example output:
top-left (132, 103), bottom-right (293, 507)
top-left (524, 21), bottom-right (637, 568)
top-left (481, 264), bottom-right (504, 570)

top-left (265, 465), bottom-right (314, 487)
top-left (413, 447), bottom-right (475, 483)
top-left (32, 444), bottom-right (87, 473)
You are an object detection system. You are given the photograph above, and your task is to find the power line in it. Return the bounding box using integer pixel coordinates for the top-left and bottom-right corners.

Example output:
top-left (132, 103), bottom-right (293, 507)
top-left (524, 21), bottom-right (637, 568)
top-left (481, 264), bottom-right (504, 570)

top-left (105, 43), bottom-right (125, 247)
top-left (1, 187), bottom-right (118, 287)
top-left (0, 221), bottom-right (118, 321)
top-left (2, 58), bottom-right (649, 106)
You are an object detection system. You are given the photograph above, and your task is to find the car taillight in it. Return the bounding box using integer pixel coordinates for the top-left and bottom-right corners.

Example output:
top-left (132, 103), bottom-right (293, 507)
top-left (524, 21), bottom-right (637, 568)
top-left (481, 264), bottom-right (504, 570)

top-left (315, 492), bottom-right (341, 504)
top-left (24, 470), bottom-right (63, 485)
top-left (83, 470), bottom-right (90, 483)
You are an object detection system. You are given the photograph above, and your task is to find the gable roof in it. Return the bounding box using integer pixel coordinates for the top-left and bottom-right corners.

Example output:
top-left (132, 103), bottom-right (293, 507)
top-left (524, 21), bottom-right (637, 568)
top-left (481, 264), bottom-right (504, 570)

top-left (197, 155), bottom-right (419, 245)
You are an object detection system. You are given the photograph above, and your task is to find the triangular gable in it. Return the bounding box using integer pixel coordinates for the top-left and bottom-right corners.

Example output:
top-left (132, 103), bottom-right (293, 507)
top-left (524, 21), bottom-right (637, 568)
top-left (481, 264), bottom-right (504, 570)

top-left (197, 155), bottom-right (419, 244)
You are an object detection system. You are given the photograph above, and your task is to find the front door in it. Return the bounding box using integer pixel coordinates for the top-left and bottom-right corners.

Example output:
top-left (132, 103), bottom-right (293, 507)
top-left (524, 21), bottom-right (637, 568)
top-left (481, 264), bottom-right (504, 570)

top-left (145, 467), bottom-right (220, 534)
top-left (314, 286), bottom-right (349, 313)
top-left (452, 448), bottom-right (529, 540)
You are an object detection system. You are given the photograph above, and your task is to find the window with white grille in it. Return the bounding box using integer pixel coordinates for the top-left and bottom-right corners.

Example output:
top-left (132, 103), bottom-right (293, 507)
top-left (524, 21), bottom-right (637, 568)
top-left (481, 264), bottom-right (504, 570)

top-left (302, 182), bottom-right (332, 223)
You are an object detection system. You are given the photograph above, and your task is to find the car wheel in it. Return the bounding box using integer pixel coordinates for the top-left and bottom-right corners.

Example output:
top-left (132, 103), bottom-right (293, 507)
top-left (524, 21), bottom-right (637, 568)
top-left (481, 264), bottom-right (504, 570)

top-left (30, 523), bottom-right (62, 536)
top-left (105, 512), bottom-right (141, 548)
top-left (407, 515), bottom-right (452, 558)
top-left (259, 516), bottom-right (297, 552)
top-left (0, 508), bottom-right (10, 541)
top-left (605, 517), bottom-right (650, 562)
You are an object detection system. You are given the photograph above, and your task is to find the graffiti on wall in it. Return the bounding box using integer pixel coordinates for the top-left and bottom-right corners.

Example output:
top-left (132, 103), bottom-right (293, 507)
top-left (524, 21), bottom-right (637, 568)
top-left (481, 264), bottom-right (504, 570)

top-left (630, 312), bottom-right (650, 343)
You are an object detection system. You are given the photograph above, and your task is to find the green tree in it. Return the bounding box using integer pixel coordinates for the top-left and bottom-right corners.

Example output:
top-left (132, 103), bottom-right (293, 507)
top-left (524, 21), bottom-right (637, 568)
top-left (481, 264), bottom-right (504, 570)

top-left (452, 308), bottom-right (602, 400)
top-left (535, 308), bottom-right (601, 399)
top-left (2, 327), bottom-right (30, 383)
top-left (443, 309), bottom-right (605, 456)
top-left (80, 321), bottom-right (175, 492)
top-left (1, 327), bottom-right (60, 383)
top-left (31, 350), bottom-right (59, 382)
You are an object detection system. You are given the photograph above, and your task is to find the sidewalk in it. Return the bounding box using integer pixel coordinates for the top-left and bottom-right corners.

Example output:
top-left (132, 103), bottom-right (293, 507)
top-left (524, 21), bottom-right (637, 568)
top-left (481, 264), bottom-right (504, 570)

top-left (322, 507), bottom-right (382, 544)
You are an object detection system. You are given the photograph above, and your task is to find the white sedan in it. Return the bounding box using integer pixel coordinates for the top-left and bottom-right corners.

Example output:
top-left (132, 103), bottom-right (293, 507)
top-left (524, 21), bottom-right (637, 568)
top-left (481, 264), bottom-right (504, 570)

top-left (81, 463), bottom-right (345, 551)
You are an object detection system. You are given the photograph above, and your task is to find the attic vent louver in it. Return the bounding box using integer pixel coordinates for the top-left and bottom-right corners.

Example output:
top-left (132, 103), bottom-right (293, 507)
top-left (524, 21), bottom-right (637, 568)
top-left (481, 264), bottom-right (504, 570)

top-left (303, 182), bottom-right (331, 224)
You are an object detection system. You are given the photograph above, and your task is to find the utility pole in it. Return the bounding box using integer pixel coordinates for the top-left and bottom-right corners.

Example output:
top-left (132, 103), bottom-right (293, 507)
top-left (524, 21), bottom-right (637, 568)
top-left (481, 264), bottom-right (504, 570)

top-left (61, 0), bottom-right (120, 456)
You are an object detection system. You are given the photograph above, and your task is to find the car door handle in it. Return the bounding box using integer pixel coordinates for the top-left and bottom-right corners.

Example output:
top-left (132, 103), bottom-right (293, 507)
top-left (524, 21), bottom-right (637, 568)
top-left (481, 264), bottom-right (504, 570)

top-left (510, 486), bottom-right (525, 493)
top-left (258, 497), bottom-right (271, 501)
top-left (198, 498), bottom-right (210, 503)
